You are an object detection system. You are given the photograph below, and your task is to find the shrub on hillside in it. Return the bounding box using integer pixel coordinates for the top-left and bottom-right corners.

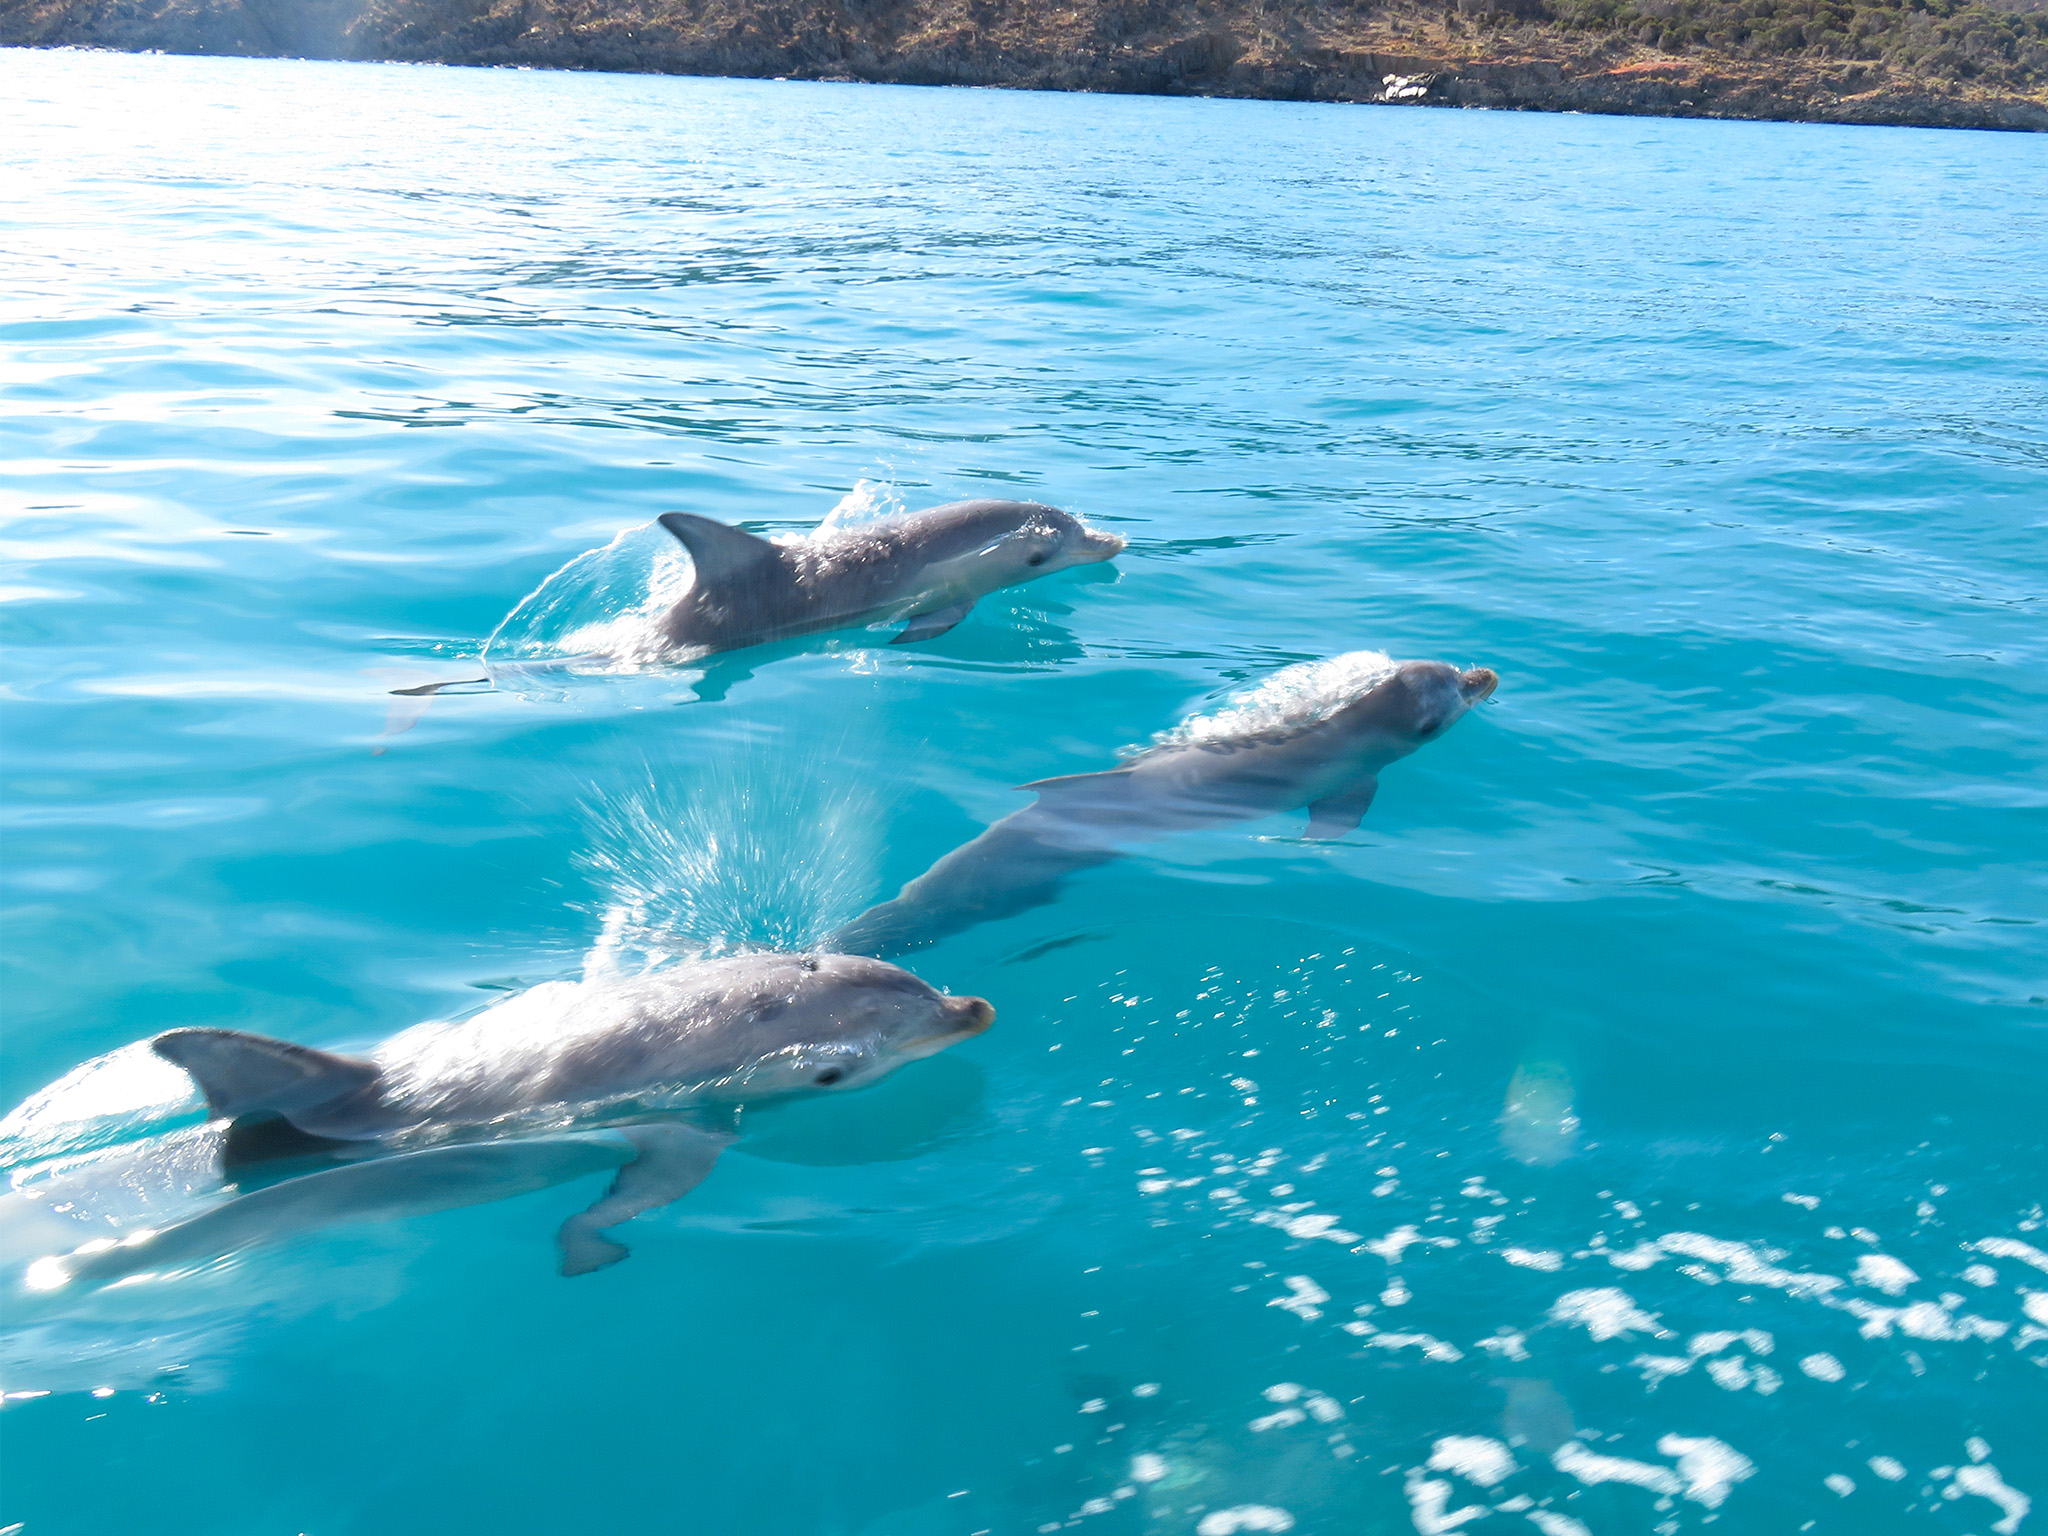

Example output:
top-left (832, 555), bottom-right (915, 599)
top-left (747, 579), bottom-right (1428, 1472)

top-left (1538, 0), bottom-right (2048, 86)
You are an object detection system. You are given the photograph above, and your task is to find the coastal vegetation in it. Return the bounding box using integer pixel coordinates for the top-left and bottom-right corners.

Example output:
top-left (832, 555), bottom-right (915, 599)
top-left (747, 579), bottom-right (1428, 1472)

top-left (4, 0), bottom-right (2044, 127)
top-left (1541, 0), bottom-right (2046, 93)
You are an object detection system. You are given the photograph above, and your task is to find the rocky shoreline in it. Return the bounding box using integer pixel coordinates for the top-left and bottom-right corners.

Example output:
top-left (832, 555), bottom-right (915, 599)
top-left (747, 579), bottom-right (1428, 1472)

top-left (5, 0), bottom-right (2044, 131)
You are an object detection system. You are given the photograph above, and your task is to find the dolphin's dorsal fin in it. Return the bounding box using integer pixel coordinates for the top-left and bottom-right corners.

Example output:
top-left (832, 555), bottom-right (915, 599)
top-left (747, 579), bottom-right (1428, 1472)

top-left (657, 513), bottom-right (781, 585)
top-left (152, 1028), bottom-right (382, 1122)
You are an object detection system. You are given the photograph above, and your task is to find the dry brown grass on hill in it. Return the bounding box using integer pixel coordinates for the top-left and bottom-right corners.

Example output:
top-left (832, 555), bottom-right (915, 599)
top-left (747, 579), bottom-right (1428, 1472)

top-left (3, 0), bottom-right (2044, 128)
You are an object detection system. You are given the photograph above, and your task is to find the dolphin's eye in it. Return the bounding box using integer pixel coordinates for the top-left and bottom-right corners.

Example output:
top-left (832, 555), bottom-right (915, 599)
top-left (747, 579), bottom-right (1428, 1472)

top-left (814, 1068), bottom-right (845, 1086)
top-left (1027, 552), bottom-right (1047, 567)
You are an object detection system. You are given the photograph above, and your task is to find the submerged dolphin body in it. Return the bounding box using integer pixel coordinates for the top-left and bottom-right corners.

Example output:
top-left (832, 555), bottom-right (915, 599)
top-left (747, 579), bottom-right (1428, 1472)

top-left (27, 954), bottom-right (994, 1283)
top-left (653, 498), bottom-right (1124, 653)
top-left (828, 654), bottom-right (1499, 958)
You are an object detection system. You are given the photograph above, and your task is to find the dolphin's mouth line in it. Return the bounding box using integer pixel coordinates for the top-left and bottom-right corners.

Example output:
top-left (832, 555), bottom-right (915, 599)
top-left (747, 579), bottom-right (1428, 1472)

top-left (913, 996), bottom-right (996, 1052)
top-left (891, 1026), bottom-right (989, 1064)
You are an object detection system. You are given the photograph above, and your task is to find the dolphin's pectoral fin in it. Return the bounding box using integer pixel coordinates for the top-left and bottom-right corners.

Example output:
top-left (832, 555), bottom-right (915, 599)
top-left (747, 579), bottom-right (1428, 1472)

top-left (152, 1028), bottom-right (382, 1125)
top-left (1303, 778), bottom-right (1378, 840)
top-left (556, 1122), bottom-right (735, 1277)
top-left (657, 512), bottom-right (780, 584)
top-left (892, 601), bottom-right (974, 644)
top-left (556, 1223), bottom-right (630, 1276)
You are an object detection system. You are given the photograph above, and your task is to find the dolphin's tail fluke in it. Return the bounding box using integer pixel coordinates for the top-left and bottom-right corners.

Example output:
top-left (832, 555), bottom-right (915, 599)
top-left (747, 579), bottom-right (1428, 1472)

top-left (823, 897), bottom-right (933, 960)
top-left (385, 653), bottom-right (604, 698)
top-left (37, 1135), bottom-right (635, 1291)
top-left (388, 676), bottom-right (489, 697)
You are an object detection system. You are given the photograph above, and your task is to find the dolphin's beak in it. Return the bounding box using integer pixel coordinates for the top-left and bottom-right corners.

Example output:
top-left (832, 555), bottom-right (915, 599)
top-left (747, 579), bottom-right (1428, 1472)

top-left (1460, 667), bottom-right (1499, 702)
top-left (945, 995), bottom-right (997, 1035)
top-left (894, 995), bottom-right (995, 1063)
top-left (1080, 529), bottom-right (1126, 562)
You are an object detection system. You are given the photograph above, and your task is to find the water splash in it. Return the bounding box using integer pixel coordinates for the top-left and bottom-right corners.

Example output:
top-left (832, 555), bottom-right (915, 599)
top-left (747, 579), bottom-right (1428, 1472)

top-left (482, 520), bottom-right (695, 672)
top-left (814, 477), bottom-right (909, 536)
top-left (0, 1041), bottom-right (202, 1170)
top-left (576, 747), bottom-right (888, 973)
top-left (1139, 651), bottom-right (1400, 754)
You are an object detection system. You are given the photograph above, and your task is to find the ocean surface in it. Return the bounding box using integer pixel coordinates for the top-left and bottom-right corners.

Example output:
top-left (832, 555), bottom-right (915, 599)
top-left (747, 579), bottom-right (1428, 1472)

top-left (2, 45), bottom-right (2045, 1536)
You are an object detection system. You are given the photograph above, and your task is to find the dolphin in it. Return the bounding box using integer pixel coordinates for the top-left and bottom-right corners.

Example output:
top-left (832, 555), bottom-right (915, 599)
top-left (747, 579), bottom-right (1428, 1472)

top-left (828, 652), bottom-right (1498, 958)
top-left (388, 498), bottom-right (1124, 698)
top-left (25, 953), bottom-right (994, 1283)
top-left (653, 499), bottom-right (1125, 653)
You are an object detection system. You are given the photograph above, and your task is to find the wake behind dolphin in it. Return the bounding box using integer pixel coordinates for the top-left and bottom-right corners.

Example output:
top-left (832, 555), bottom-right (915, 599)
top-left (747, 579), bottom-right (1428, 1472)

top-left (18, 954), bottom-right (993, 1286)
top-left (828, 652), bottom-right (1498, 958)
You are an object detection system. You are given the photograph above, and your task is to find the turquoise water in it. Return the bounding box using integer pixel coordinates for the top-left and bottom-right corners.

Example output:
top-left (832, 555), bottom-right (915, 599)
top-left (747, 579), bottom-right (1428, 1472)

top-left (3, 43), bottom-right (2046, 1535)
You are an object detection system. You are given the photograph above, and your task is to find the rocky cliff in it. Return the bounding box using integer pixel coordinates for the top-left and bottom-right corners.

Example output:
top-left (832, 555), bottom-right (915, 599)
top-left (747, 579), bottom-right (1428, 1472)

top-left (4, 0), bottom-right (2044, 130)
